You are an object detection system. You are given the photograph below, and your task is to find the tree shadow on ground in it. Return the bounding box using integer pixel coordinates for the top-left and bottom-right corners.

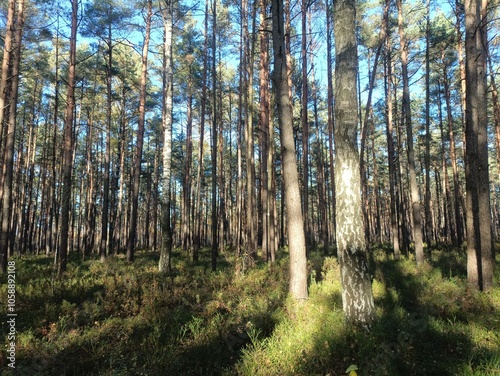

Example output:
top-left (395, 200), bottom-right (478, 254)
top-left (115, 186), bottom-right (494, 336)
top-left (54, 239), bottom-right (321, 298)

top-left (5, 249), bottom-right (288, 376)
top-left (302, 257), bottom-right (499, 376)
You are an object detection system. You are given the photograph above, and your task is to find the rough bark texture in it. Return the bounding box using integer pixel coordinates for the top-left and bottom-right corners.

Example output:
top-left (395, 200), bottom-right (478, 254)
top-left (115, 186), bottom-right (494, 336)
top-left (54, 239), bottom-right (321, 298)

top-left (271, 0), bottom-right (308, 300)
top-left (464, 0), bottom-right (493, 290)
top-left (333, 0), bottom-right (375, 327)
top-left (159, 0), bottom-right (173, 273)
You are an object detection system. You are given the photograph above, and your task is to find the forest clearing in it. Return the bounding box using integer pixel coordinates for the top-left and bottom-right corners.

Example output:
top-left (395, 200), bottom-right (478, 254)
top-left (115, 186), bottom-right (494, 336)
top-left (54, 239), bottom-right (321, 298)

top-left (0, 246), bottom-right (499, 375)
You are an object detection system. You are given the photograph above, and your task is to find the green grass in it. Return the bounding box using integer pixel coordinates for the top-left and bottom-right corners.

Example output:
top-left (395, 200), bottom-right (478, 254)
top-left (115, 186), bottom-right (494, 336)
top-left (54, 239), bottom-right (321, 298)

top-left (0, 246), bottom-right (499, 375)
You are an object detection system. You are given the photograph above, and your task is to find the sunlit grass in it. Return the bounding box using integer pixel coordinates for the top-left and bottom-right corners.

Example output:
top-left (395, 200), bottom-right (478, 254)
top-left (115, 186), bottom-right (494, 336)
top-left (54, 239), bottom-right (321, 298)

top-left (0, 246), bottom-right (498, 375)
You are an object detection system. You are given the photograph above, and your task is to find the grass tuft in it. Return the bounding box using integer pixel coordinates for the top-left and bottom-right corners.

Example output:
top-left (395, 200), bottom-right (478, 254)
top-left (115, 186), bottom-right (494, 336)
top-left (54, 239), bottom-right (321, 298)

top-left (0, 247), bottom-right (498, 375)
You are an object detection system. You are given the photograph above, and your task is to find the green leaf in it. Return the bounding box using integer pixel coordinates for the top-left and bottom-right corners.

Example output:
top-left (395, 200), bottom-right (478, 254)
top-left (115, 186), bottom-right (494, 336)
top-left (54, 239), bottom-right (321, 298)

top-left (346, 364), bottom-right (359, 373)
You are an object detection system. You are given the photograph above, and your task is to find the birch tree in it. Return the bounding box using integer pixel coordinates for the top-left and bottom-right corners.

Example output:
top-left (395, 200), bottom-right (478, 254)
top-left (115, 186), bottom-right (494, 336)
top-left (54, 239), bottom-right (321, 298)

top-left (159, 0), bottom-right (174, 273)
top-left (333, 0), bottom-right (375, 326)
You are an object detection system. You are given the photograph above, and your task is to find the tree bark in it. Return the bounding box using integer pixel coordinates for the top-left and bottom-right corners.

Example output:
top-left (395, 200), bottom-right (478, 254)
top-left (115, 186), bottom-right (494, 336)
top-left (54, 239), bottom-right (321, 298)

top-left (127, 0), bottom-right (152, 262)
top-left (59, 0), bottom-right (78, 274)
top-left (464, 0), bottom-right (493, 291)
top-left (211, 0), bottom-right (218, 271)
top-left (301, 0), bottom-right (310, 245)
top-left (99, 13), bottom-right (113, 262)
top-left (326, 0), bottom-right (336, 246)
top-left (194, 0), bottom-right (209, 262)
top-left (259, 0), bottom-right (272, 261)
top-left (333, 0), bottom-right (375, 326)
top-left (0, 0), bottom-right (16, 273)
top-left (159, 0), bottom-right (173, 273)
top-left (424, 0), bottom-right (433, 246)
top-left (271, 0), bottom-right (308, 301)
top-left (397, 0), bottom-right (424, 266)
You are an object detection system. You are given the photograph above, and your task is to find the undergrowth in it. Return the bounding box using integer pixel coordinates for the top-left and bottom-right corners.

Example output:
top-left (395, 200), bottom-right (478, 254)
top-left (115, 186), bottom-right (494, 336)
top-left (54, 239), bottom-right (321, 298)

top-left (0, 246), bottom-right (499, 375)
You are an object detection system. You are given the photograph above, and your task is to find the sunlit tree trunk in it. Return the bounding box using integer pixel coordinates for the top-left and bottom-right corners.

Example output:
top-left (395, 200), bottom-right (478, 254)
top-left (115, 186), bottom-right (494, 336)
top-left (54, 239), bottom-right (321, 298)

top-left (159, 0), bottom-right (174, 273)
top-left (464, 0), bottom-right (493, 291)
top-left (333, 0), bottom-right (375, 326)
top-left (271, 0), bottom-right (308, 300)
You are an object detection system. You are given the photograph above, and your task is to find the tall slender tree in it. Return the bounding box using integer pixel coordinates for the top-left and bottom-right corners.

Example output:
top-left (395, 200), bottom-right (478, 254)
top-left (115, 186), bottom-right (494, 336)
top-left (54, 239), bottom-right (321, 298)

top-left (464, 0), bottom-right (493, 290)
top-left (271, 0), bottom-right (308, 300)
top-left (59, 0), bottom-right (78, 274)
top-left (301, 0), bottom-right (310, 245)
top-left (127, 0), bottom-right (152, 262)
top-left (0, 0), bottom-right (24, 267)
top-left (396, 0), bottom-right (424, 266)
top-left (0, 0), bottom-right (16, 273)
top-left (159, 0), bottom-right (174, 273)
top-left (211, 0), bottom-right (218, 271)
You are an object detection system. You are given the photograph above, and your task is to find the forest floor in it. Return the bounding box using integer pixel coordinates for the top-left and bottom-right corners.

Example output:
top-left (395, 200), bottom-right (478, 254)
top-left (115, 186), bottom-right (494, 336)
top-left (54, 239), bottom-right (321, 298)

top-left (0, 245), bottom-right (499, 376)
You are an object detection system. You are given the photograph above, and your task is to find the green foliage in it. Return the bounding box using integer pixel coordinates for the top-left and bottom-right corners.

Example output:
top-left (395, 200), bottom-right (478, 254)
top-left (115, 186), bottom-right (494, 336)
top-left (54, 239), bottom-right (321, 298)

top-left (0, 247), bottom-right (498, 375)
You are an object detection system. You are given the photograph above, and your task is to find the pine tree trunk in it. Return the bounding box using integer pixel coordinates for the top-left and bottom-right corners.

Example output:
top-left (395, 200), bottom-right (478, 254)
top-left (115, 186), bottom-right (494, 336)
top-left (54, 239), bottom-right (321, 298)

top-left (424, 0), bottom-right (433, 246)
top-left (182, 93), bottom-right (193, 251)
top-left (0, 0), bottom-right (16, 272)
top-left (301, 0), bottom-right (310, 245)
top-left (127, 0), bottom-right (152, 262)
top-left (443, 70), bottom-right (462, 244)
top-left (99, 21), bottom-right (113, 262)
top-left (397, 0), bottom-right (424, 266)
top-left (464, 0), bottom-right (493, 290)
top-left (383, 0), bottom-right (400, 258)
top-left (59, 0), bottom-right (77, 274)
top-left (259, 0), bottom-right (271, 261)
top-left (211, 0), bottom-right (218, 271)
top-left (271, 0), bottom-right (308, 301)
top-left (326, 0), bottom-right (336, 246)
top-left (193, 0), bottom-right (209, 262)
